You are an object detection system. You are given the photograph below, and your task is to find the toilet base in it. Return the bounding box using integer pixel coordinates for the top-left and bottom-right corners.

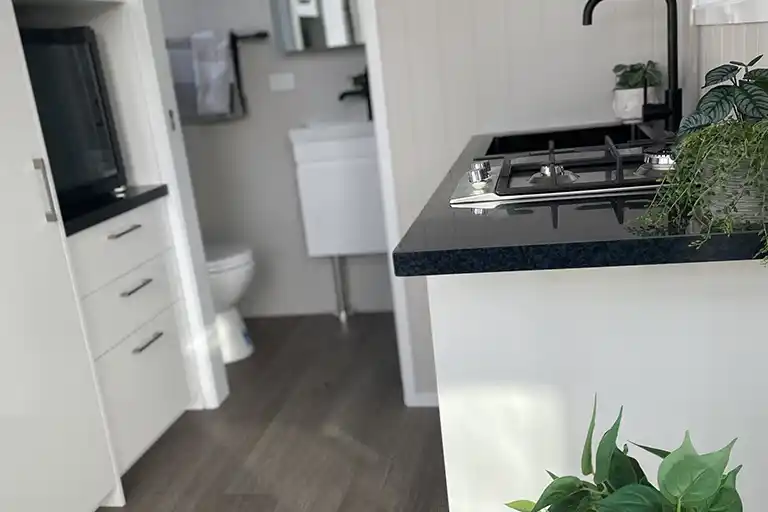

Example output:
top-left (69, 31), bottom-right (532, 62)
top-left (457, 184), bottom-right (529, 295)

top-left (215, 308), bottom-right (254, 364)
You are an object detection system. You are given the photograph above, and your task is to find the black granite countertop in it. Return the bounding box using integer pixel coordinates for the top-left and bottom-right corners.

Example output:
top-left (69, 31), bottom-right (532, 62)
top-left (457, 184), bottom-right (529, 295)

top-left (64, 185), bottom-right (169, 236)
top-left (393, 123), bottom-right (763, 277)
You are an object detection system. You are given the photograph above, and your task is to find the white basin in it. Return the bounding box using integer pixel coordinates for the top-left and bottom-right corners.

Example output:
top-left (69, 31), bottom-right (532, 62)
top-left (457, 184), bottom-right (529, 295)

top-left (290, 121), bottom-right (374, 144)
top-left (288, 121), bottom-right (386, 258)
top-left (289, 121), bottom-right (376, 164)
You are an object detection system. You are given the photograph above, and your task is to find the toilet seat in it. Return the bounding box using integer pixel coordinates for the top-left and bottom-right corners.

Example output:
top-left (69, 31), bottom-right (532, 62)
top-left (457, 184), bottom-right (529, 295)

top-left (205, 245), bottom-right (254, 273)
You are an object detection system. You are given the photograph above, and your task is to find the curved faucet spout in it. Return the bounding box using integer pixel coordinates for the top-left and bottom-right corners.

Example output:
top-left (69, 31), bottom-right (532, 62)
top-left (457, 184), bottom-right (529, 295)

top-left (582, 0), bottom-right (604, 25)
top-left (582, 0), bottom-right (681, 131)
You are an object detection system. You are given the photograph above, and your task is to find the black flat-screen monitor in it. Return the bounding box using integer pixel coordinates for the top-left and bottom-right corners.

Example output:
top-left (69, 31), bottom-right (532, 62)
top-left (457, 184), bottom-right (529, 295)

top-left (21, 27), bottom-right (126, 217)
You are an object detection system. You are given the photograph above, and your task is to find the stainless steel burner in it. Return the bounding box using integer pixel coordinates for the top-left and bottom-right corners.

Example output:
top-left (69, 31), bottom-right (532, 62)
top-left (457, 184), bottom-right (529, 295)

top-left (643, 147), bottom-right (675, 171)
top-left (529, 164), bottom-right (579, 184)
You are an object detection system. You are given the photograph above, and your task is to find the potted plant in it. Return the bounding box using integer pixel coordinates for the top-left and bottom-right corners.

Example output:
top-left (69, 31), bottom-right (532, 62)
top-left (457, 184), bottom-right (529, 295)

top-left (507, 398), bottom-right (743, 512)
top-left (612, 61), bottom-right (663, 122)
top-left (643, 55), bottom-right (768, 259)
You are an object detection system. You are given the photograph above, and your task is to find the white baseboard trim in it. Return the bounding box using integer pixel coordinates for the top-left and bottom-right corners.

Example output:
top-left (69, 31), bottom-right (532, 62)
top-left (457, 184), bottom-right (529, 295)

top-left (404, 390), bottom-right (439, 408)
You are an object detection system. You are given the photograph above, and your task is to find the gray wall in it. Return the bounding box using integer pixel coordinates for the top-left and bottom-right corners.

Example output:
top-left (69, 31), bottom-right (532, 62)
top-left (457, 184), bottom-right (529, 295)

top-left (369, 0), bottom-right (698, 398)
top-left (159, 0), bottom-right (393, 317)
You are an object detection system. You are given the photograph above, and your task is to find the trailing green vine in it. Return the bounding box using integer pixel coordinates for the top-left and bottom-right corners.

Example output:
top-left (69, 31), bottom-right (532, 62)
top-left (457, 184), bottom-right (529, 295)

top-left (641, 55), bottom-right (768, 260)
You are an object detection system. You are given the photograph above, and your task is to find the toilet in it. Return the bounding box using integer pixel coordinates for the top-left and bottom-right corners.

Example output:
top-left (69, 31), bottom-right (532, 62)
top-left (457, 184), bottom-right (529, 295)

top-left (205, 244), bottom-right (255, 364)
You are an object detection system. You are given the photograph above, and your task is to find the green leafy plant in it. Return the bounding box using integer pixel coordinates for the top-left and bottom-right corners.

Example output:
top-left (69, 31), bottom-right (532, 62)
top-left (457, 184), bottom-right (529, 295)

top-left (507, 398), bottom-right (743, 512)
top-left (678, 55), bottom-right (768, 134)
top-left (641, 55), bottom-right (768, 261)
top-left (613, 61), bottom-right (662, 90)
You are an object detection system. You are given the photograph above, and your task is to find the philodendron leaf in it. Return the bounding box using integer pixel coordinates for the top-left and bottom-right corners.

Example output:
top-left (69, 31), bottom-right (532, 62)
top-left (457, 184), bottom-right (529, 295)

top-left (609, 448), bottom-right (639, 490)
top-left (582, 395), bottom-right (597, 476)
top-left (597, 484), bottom-right (668, 512)
top-left (678, 112), bottom-right (712, 135)
top-left (630, 442), bottom-right (671, 459)
top-left (734, 82), bottom-right (768, 117)
top-left (595, 407), bottom-right (623, 484)
top-left (744, 68), bottom-right (768, 81)
top-left (731, 60), bottom-right (747, 67)
top-left (546, 470), bottom-right (559, 481)
top-left (660, 456), bottom-right (721, 506)
top-left (657, 432), bottom-right (702, 503)
top-left (531, 476), bottom-right (582, 512)
top-left (506, 500), bottom-right (535, 511)
top-left (699, 439), bottom-right (737, 477)
top-left (748, 54), bottom-right (764, 67)
top-left (704, 64), bottom-right (739, 87)
top-left (696, 85), bottom-right (735, 124)
top-left (708, 487), bottom-right (743, 512)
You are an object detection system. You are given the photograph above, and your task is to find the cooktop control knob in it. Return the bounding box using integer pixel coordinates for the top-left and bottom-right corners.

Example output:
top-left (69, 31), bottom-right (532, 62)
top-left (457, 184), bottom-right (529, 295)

top-left (468, 161), bottom-right (491, 189)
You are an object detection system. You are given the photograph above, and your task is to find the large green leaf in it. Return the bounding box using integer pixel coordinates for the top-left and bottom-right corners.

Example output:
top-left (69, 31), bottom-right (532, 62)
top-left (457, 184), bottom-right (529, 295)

top-left (609, 448), bottom-right (639, 490)
top-left (597, 484), bottom-right (668, 512)
top-left (595, 408), bottom-right (623, 484)
top-left (708, 487), bottom-right (743, 512)
top-left (704, 64), bottom-right (740, 87)
top-left (744, 68), bottom-right (768, 81)
top-left (696, 85), bottom-right (735, 124)
top-left (630, 442), bottom-right (671, 460)
top-left (532, 476), bottom-right (583, 512)
top-left (733, 83), bottom-right (768, 117)
top-left (506, 500), bottom-right (535, 511)
top-left (657, 432), bottom-right (699, 502)
top-left (659, 456), bottom-right (721, 506)
top-left (582, 396), bottom-right (597, 476)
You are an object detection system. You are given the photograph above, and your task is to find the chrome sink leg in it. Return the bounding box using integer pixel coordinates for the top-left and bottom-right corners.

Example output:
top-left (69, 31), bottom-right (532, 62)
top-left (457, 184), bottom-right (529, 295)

top-left (332, 256), bottom-right (350, 327)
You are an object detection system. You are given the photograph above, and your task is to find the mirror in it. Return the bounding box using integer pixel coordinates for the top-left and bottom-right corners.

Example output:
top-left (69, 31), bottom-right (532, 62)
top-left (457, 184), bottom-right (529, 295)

top-left (271, 0), bottom-right (364, 52)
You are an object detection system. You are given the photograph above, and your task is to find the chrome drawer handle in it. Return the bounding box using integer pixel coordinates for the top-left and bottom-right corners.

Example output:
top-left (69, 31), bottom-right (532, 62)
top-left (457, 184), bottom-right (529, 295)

top-left (120, 278), bottom-right (154, 298)
top-left (108, 224), bottom-right (142, 240)
top-left (33, 158), bottom-right (57, 222)
top-left (132, 331), bottom-right (164, 354)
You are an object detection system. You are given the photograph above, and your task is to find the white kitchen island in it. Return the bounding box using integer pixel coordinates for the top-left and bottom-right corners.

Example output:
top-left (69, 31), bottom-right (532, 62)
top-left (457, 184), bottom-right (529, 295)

top-left (393, 126), bottom-right (768, 512)
top-left (426, 261), bottom-right (767, 511)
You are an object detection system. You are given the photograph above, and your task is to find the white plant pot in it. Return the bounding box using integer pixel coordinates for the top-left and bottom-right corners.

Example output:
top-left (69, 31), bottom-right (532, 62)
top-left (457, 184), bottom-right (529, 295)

top-left (613, 87), bottom-right (661, 122)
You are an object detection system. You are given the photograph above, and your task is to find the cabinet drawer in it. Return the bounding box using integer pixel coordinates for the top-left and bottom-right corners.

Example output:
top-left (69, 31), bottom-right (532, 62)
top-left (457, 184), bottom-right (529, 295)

top-left (69, 201), bottom-right (170, 297)
top-left (84, 253), bottom-right (178, 360)
top-left (96, 306), bottom-right (189, 473)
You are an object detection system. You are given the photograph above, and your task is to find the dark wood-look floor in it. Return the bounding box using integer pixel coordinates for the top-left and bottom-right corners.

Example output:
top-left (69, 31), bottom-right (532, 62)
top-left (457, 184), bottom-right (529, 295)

top-left (104, 314), bottom-right (448, 512)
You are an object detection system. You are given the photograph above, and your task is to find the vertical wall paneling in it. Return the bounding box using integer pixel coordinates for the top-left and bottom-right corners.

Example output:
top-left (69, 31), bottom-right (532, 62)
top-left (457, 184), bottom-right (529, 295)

top-left (699, 23), bottom-right (768, 90)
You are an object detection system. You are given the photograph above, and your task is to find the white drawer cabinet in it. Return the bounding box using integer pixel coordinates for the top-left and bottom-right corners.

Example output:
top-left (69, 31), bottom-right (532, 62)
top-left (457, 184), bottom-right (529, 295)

top-left (96, 305), bottom-right (190, 473)
top-left (69, 201), bottom-right (171, 297)
top-left (82, 252), bottom-right (178, 360)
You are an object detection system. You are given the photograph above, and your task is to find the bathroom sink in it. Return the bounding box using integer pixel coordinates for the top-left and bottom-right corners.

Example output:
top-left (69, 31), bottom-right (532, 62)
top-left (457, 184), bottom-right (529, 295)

top-left (290, 121), bottom-right (373, 143)
top-left (288, 121), bottom-right (386, 258)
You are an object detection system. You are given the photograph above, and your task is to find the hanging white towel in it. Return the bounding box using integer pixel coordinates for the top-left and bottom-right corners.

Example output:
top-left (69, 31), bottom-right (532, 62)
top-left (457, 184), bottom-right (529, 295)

top-left (190, 30), bottom-right (234, 116)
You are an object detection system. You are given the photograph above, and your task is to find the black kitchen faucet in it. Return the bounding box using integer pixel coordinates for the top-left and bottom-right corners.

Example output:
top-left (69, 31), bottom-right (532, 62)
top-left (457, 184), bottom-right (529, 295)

top-left (582, 0), bottom-right (682, 132)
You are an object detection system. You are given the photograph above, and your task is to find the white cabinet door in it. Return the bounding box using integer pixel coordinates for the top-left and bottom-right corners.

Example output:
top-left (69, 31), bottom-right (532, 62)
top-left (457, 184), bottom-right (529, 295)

top-left (0, 2), bottom-right (115, 510)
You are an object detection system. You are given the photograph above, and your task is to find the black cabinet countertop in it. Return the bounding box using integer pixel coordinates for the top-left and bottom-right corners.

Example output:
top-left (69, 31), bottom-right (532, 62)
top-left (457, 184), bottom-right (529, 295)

top-left (64, 185), bottom-right (169, 236)
top-left (393, 123), bottom-right (762, 277)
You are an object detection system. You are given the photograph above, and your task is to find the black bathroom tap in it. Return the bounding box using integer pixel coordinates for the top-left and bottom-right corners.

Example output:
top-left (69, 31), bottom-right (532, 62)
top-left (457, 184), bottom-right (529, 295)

top-left (339, 70), bottom-right (373, 121)
top-left (583, 0), bottom-right (682, 132)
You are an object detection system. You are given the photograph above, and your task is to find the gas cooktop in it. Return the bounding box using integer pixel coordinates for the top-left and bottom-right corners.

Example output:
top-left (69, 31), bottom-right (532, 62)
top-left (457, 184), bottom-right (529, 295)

top-left (450, 133), bottom-right (674, 208)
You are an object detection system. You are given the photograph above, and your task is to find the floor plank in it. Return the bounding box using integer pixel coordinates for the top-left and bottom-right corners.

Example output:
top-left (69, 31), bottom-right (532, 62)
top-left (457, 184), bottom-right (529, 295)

top-left (103, 313), bottom-right (448, 512)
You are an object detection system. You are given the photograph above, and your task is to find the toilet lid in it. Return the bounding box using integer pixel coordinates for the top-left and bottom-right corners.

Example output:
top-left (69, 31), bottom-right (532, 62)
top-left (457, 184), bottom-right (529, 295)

top-left (205, 245), bottom-right (254, 273)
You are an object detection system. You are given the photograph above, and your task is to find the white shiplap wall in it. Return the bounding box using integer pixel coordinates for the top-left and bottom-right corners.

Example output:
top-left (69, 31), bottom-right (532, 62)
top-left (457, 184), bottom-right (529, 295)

top-left (699, 23), bottom-right (768, 81)
top-left (373, 0), bottom-right (697, 399)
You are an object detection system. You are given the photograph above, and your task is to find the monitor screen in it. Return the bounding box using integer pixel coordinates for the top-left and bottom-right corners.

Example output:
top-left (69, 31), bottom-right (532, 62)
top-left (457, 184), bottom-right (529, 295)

top-left (22, 28), bottom-right (124, 205)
